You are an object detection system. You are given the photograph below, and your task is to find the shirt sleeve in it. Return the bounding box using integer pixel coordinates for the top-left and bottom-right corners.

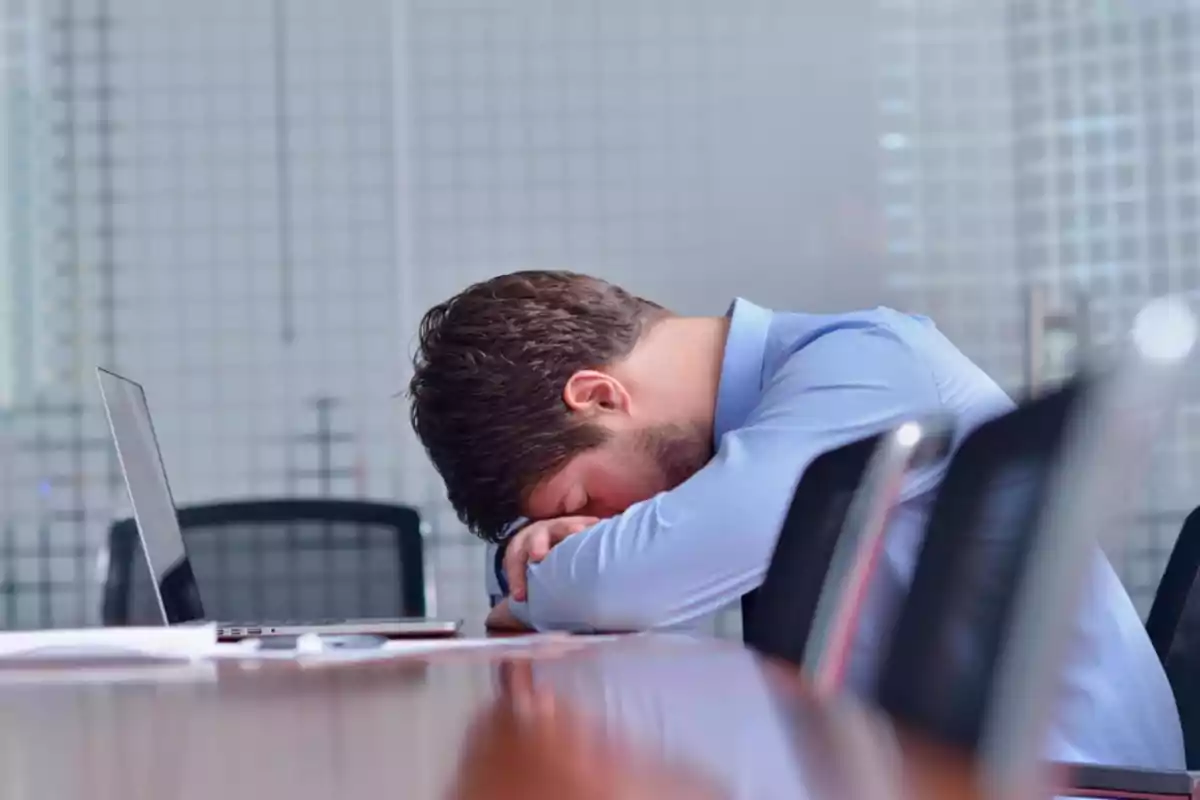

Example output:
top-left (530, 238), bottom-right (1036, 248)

top-left (484, 543), bottom-right (503, 606)
top-left (512, 327), bottom-right (944, 632)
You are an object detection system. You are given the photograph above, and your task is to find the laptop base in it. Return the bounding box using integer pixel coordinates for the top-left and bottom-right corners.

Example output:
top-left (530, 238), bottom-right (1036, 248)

top-left (216, 618), bottom-right (462, 642)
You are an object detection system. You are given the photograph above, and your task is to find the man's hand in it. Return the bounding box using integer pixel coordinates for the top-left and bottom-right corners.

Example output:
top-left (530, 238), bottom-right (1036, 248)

top-left (485, 598), bottom-right (533, 632)
top-left (504, 516), bottom-right (599, 602)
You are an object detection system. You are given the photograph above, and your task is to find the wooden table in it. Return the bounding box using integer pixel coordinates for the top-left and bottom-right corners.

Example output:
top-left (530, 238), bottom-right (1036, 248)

top-left (0, 635), bottom-right (982, 800)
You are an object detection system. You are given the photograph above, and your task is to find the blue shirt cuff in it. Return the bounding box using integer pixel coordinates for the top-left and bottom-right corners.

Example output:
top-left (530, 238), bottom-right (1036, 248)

top-left (490, 519), bottom-right (526, 599)
top-left (494, 536), bottom-right (512, 596)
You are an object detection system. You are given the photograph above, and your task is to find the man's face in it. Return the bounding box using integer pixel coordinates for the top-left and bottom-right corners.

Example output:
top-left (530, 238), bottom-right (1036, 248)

top-left (524, 423), bottom-right (711, 522)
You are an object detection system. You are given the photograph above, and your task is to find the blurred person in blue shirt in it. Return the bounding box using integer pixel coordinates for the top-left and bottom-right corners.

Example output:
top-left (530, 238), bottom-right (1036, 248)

top-left (407, 270), bottom-right (1184, 770)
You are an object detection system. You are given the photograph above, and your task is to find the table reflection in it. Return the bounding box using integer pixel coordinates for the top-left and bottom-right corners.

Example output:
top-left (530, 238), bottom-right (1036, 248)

top-left (451, 637), bottom-right (938, 800)
top-left (0, 635), bottom-right (981, 800)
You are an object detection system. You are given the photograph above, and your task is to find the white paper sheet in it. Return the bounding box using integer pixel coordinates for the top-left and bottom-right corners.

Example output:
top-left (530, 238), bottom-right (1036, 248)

top-left (0, 627), bottom-right (629, 671)
top-left (208, 633), bottom-right (627, 664)
top-left (0, 625), bottom-right (216, 662)
top-left (0, 661), bottom-right (218, 686)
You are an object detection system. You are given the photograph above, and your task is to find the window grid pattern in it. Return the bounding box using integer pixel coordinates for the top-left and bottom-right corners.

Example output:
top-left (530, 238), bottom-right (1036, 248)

top-left (5, 0), bottom-right (887, 636)
top-left (880, 0), bottom-right (1200, 605)
top-left (1010, 0), bottom-right (1200, 523)
top-left (0, 0), bottom-right (466, 630)
top-left (876, 0), bottom-right (1026, 393)
top-left (9, 0), bottom-right (1189, 631)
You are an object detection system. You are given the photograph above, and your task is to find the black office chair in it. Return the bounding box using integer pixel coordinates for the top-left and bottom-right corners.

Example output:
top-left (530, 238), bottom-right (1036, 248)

top-left (102, 498), bottom-right (426, 626)
top-left (1063, 503), bottom-right (1200, 800)
top-left (1068, 506), bottom-right (1200, 798)
top-left (1145, 506), bottom-right (1200, 769)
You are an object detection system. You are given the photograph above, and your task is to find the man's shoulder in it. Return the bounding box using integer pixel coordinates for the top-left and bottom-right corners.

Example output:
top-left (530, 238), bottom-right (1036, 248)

top-left (760, 306), bottom-right (937, 383)
top-left (766, 305), bottom-right (931, 348)
top-left (765, 306), bottom-right (1002, 408)
top-left (750, 305), bottom-right (1011, 440)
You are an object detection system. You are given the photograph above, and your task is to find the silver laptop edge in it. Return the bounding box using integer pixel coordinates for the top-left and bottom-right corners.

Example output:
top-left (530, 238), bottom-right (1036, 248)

top-left (97, 366), bottom-right (186, 628)
top-left (217, 619), bottom-right (460, 638)
top-left (806, 414), bottom-right (956, 688)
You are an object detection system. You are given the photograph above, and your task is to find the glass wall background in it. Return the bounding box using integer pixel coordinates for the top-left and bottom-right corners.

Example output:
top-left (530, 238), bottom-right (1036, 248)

top-left (1, 0), bottom-right (1196, 630)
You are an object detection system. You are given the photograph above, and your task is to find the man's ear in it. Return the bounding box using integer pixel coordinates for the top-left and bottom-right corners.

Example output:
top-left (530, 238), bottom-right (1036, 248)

top-left (563, 370), bottom-right (630, 417)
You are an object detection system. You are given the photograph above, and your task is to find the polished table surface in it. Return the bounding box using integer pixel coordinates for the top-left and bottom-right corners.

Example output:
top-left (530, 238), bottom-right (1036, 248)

top-left (0, 634), bottom-right (985, 800)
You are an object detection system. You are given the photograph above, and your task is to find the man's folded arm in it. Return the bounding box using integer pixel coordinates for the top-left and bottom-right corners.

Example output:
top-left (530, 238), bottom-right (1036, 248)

top-left (509, 329), bottom-right (942, 632)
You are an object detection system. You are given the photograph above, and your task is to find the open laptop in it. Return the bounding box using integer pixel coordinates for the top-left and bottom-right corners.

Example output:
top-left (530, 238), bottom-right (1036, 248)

top-left (97, 366), bottom-right (461, 640)
top-left (875, 379), bottom-right (1089, 750)
top-left (875, 296), bottom-right (1198, 800)
top-left (744, 414), bottom-right (955, 689)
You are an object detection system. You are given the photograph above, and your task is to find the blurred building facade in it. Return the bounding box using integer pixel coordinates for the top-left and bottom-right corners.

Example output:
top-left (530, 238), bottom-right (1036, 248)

top-left (878, 0), bottom-right (1200, 604)
top-left (1, 0), bottom-right (50, 410)
top-left (1008, 0), bottom-right (1200, 596)
top-left (1, 0), bottom-right (1196, 628)
top-left (876, 0), bottom-right (1027, 391)
top-left (0, 0), bottom-right (882, 630)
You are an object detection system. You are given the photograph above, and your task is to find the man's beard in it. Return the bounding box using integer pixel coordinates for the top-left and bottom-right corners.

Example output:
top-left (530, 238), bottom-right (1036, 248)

top-left (638, 423), bottom-right (714, 491)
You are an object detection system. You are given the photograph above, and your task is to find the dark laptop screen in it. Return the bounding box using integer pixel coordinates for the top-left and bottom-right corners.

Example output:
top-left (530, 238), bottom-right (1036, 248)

top-left (875, 381), bottom-right (1082, 751)
top-left (98, 368), bottom-right (208, 625)
top-left (744, 434), bottom-right (882, 665)
top-left (158, 558), bottom-right (206, 624)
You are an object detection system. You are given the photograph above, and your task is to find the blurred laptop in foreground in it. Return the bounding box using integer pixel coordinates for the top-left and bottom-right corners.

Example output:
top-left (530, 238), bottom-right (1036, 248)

top-left (874, 296), bottom-right (1197, 799)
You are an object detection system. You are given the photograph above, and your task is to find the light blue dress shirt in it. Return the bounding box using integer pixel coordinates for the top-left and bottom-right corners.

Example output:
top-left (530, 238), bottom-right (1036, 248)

top-left (495, 298), bottom-right (1185, 770)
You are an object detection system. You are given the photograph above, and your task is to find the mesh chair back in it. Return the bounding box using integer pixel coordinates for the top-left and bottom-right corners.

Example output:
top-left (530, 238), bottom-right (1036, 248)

top-left (103, 499), bottom-right (425, 626)
top-left (1146, 506), bottom-right (1200, 768)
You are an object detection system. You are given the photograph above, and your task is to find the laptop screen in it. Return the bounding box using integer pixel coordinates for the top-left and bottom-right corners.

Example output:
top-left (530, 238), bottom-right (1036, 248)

top-left (97, 368), bottom-right (205, 624)
top-left (744, 434), bottom-right (882, 666)
top-left (875, 382), bottom-right (1080, 751)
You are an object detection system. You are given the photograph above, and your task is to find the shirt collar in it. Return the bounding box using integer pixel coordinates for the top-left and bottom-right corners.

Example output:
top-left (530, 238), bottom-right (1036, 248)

top-left (713, 298), bottom-right (773, 443)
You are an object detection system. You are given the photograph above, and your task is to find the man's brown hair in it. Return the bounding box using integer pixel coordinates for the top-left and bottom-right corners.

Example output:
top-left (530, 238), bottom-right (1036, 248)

top-left (408, 271), bottom-right (668, 543)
